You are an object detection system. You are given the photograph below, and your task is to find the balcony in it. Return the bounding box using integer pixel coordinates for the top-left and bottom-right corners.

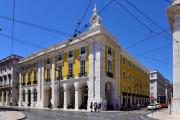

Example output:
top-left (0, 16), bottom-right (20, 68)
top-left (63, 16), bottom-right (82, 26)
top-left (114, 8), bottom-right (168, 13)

top-left (79, 72), bottom-right (87, 77)
top-left (67, 74), bottom-right (74, 79)
top-left (107, 71), bottom-right (113, 78)
top-left (27, 81), bottom-right (31, 85)
top-left (33, 80), bottom-right (38, 84)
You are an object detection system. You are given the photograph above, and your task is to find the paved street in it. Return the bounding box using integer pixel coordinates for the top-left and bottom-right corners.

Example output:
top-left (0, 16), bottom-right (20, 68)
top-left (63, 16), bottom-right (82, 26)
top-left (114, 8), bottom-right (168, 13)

top-left (21, 109), bottom-right (155, 120)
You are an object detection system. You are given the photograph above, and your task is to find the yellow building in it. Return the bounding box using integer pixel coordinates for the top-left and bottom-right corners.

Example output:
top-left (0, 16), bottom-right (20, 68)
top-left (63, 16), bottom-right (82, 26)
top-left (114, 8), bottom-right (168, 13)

top-left (18, 5), bottom-right (149, 110)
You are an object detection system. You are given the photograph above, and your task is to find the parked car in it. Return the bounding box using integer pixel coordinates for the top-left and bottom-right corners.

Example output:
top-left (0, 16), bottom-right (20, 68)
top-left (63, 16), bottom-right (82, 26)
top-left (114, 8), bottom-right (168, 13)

top-left (161, 103), bottom-right (168, 108)
top-left (155, 103), bottom-right (161, 109)
top-left (147, 103), bottom-right (157, 110)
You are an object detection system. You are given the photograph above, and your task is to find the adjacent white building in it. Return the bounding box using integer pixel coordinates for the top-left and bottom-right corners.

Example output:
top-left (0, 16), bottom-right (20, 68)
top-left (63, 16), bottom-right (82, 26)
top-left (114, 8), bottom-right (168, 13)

top-left (0, 54), bottom-right (22, 106)
top-left (149, 70), bottom-right (172, 104)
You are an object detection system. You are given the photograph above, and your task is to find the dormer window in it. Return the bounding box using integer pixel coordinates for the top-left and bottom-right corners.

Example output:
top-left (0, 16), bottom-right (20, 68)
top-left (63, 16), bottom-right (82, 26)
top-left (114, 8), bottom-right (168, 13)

top-left (108, 47), bottom-right (112, 56)
top-left (47, 58), bottom-right (50, 64)
top-left (58, 53), bottom-right (62, 61)
top-left (81, 47), bottom-right (86, 55)
top-left (69, 51), bottom-right (73, 58)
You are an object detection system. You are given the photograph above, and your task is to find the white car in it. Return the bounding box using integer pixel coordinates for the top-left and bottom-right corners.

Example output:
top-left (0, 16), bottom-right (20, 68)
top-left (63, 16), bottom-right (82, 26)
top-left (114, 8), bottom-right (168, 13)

top-left (147, 103), bottom-right (157, 110)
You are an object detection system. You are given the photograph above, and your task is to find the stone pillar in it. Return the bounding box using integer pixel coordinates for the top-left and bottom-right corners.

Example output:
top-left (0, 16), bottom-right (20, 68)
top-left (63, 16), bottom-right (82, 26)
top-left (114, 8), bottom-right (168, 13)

top-left (37, 61), bottom-right (41, 107)
top-left (167, 3), bottom-right (180, 114)
top-left (63, 83), bottom-right (68, 110)
top-left (6, 90), bottom-right (8, 105)
top-left (25, 89), bottom-right (28, 107)
top-left (18, 73), bottom-right (22, 107)
top-left (41, 61), bottom-right (44, 107)
top-left (2, 90), bottom-right (4, 105)
top-left (51, 57), bottom-right (58, 108)
top-left (74, 82), bottom-right (80, 110)
top-left (31, 88), bottom-right (34, 107)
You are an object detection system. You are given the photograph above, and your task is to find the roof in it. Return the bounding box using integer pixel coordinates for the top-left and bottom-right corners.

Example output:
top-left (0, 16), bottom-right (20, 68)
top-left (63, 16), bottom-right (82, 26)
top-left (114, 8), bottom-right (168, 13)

top-left (0, 54), bottom-right (23, 65)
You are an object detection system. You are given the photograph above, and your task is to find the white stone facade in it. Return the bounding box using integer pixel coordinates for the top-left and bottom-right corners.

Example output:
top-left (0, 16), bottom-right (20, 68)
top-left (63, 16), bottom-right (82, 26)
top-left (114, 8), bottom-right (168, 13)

top-left (0, 55), bottom-right (22, 106)
top-left (149, 70), bottom-right (171, 102)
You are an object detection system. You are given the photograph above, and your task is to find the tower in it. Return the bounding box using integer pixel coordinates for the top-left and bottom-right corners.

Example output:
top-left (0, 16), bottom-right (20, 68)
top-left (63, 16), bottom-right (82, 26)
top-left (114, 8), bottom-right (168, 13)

top-left (167, 0), bottom-right (180, 114)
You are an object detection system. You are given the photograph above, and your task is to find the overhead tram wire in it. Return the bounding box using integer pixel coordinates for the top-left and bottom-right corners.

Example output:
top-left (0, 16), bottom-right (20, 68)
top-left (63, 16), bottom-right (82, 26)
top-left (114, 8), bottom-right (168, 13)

top-left (133, 43), bottom-right (172, 57)
top-left (73, 0), bottom-right (93, 36)
top-left (0, 32), bottom-right (45, 49)
top-left (0, 16), bottom-right (72, 37)
top-left (124, 0), bottom-right (171, 37)
top-left (115, 0), bottom-right (154, 33)
top-left (124, 29), bottom-right (168, 49)
top-left (11, 0), bottom-right (16, 54)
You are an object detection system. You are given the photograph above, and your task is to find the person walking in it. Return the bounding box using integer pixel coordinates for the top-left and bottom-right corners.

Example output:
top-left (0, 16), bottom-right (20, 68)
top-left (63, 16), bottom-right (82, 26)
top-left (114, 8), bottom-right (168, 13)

top-left (94, 102), bottom-right (97, 112)
top-left (98, 102), bottom-right (101, 112)
top-left (90, 102), bottom-right (93, 112)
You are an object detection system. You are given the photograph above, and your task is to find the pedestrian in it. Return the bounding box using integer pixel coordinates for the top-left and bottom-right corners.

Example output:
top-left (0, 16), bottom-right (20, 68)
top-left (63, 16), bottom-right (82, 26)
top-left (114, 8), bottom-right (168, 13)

top-left (90, 102), bottom-right (93, 112)
top-left (137, 103), bottom-right (140, 110)
top-left (98, 102), bottom-right (101, 112)
top-left (94, 102), bottom-right (97, 112)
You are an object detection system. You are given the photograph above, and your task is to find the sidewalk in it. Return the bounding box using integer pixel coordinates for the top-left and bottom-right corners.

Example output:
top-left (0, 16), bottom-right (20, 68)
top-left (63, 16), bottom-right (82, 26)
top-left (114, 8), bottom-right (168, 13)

top-left (147, 108), bottom-right (180, 120)
top-left (0, 111), bottom-right (25, 120)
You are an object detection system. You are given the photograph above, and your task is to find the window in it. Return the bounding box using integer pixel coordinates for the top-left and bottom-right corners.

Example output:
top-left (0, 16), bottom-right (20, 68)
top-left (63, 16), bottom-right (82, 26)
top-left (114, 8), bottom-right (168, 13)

top-left (81, 47), bottom-right (86, 55)
top-left (128, 74), bottom-right (131, 81)
top-left (69, 51), bottom-right (73, 58)
top-left (22, 74), bottom-right (25, 83)
top-left (151, 87), bottom-right (153, 90)
top-left (8, 74), bottom-right (11, 80)
top-left (34, 63), bottom-right (37, 68)
top-left (68, 63), bottom-right (73, 76)
top-left (151, 73), bottom-right (154, 77)
top-left (108, 60), bottom-right (112, 73)
top-left (80, 60), bottom-right (86, 74)
top-left (123, 57), bottom-right (126, 64)
top-left (58, 53), bottom-right (62, 61)
top-left (28, 64), bottom-right (31, 70)
top-left (47, 68), bottom-right (50, 81)
top-left (58, 66), bottom-right (62, 80)
top-left (22, 90), bottom-right (25, 102)
top-left (47, 58), bottom-right (50, 64)
top-left (132, 76), bottom-right (134, 81)
top-left (108, 47), bottom-right (112, 56)
top-left (123, 72), bottom-right (126, 80)
top-left (28, 73), bottom-right (31, 82)
top-left (34, 71), bottom-right (37, 81)
top-left (33, 89), bottom-right (37, 102)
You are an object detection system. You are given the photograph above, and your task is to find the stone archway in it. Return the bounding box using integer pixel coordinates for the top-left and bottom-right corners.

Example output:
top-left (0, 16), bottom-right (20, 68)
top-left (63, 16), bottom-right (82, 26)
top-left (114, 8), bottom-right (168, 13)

top-left (69, 85), bottom-right (75, 109)
top-left (59, 86), bottom-right (64, 108)
top-left (105, 82), bottom-right (113, 110)
top-left (28, 89), bottom-right (31, 106)
top-left (48, 87), bottom-right (52, 107)
top-left (80, 83), bottom-right (88, 109)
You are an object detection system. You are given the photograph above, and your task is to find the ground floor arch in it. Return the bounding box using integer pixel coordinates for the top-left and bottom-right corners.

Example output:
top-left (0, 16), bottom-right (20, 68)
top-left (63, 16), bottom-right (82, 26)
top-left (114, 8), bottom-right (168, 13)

top-left (105, 82), bottom-right (114, 110)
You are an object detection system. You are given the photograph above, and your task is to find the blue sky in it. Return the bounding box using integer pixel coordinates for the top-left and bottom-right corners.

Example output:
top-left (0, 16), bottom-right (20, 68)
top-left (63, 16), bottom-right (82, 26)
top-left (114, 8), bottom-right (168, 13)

top-left (0, 0), bottom-right (172, 81)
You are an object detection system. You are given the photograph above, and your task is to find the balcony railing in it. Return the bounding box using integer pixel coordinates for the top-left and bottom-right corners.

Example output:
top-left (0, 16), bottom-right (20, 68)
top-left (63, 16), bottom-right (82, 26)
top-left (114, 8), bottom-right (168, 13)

top-left (27, 81), bottom-right (31, 85)
top-left (107, 71), bottom-right (113, 78)
top-left (78, 72), bottom-right (87, 77)
top-left (67, 74), bottom-right (74, 79)
top-left (33, 80), bottom-right (37, 84)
